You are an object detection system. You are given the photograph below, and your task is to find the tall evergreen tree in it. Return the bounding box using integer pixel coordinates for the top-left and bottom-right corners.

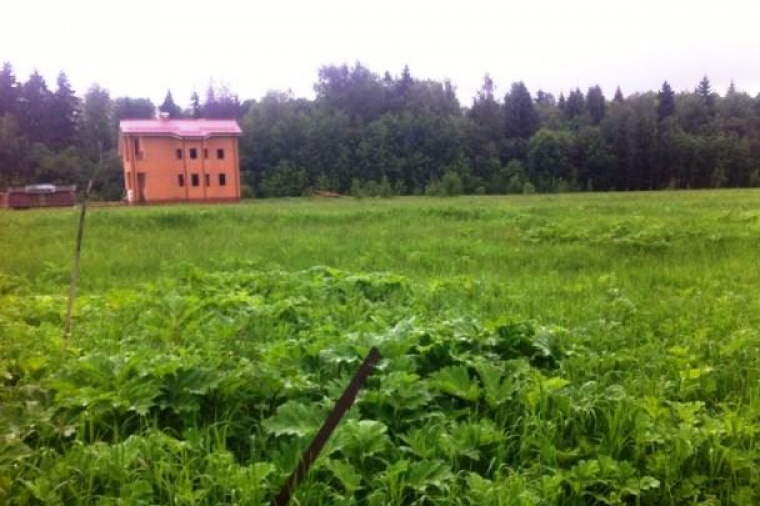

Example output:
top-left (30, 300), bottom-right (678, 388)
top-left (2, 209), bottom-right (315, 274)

top-left (504, 82), bottom-right (539, 138)
top-left (0, 113), bottom-right (26, 186)
top-left (395, 65), bottom-right (415, 108)
top-left (464, 75), bottom-right (502, 183)
top-left (48, 72), bottom-right (80, 150)
top-left (0, 62), bottom-right (19, 117)
top-left (719, 82), bottom-right (754, 120)
top-left (613, 87), bottom-right (624, 103)
top-left (657, 81), bottom-right (676, 122)
top-left (202, 83), bottom-right (243, 119)
top-left (564, 88), bottom-right (585, 120)
top-left (113, 97), bottom-right (155, 120)
top-left (18, 70), bottom-right (53, 145)
top-left (586, 85), bottom-right (606, 124)
top-left (696, 75), bottom-right (716, 111)
top-left (535, 89), bottom-right (555, 106)
top-left (112, 96), bottom-right (156, 142)
top-left (80, 84), bottom-right (113, 159)
top-left (557, 93), bottom-right (566, 112)
top-left (190, 91), bottom-right (201, 119)
top-left (159, 90), bottom-right (182, 118)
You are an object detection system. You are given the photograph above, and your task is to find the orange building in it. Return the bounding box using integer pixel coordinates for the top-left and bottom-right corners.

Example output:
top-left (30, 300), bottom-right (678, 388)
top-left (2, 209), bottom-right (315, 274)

top-left (119, 118), bottom-right (242, 204)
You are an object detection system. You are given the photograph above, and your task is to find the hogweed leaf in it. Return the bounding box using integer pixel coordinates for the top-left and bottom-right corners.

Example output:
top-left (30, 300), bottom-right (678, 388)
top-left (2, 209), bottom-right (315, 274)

top-left (429, 366), bottom-right (481, 402)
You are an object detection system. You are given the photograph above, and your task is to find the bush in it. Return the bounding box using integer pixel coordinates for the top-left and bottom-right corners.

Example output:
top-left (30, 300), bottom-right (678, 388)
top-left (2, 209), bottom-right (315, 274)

top-left (260, 160), bottom-right (307, 197)
top-left (749, 169), bottom-right (760, 187)
top-left (350, 178), bottom-right (365, 199)
top-left (440, 171), bottom-right (463, 197)
top-left (425, 179), bottom-right (442, 196)
top-left (240, 184), bottom-right (255, 199)
top-left (377, 176), bottom-right (393, 198)
top-left (489, 160), bottom-right (526, 194)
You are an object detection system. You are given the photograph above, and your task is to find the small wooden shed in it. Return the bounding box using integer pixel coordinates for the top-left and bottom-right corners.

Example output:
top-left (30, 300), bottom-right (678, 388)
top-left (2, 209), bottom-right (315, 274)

top-left (0, 185), bottom-right (77, 209)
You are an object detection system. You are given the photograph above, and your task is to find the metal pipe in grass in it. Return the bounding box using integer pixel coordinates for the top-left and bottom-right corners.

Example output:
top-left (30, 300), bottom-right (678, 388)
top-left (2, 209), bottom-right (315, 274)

top-left (272, 346), bottom-right (382, 506)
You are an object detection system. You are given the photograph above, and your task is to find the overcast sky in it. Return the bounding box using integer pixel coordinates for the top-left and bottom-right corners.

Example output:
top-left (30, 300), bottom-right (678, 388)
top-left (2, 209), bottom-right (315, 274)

top-left (3, 0), bottom-right (759, 107)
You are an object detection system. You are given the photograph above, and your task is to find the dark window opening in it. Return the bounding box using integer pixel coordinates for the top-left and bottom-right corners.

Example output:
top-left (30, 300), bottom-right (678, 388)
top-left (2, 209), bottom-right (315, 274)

top-left (204, 174), bottom-right (210, 186)
top-left (218, 173), bottom-right (227, 186)
top-left (189, 148), bottom-right (198, 159)
top-left (216, 148), bottom-right (225, 160)
top-left (191, 174), bottom-right (200, 187)
top-left (133, 139), bottom-right (140, 157)
top-left (176, 148), bottom-right (183, 159)
top-left (178, 174), bottom-right (185, 187)
top-left (203, 148), bottom-right (209, 159)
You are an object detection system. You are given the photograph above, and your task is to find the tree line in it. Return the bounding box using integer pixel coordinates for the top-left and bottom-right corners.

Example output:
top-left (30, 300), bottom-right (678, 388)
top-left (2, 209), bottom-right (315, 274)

top-left (0, 63), bottom-right (246, 198)
top-left (1, 60), bottom-right (759, 199)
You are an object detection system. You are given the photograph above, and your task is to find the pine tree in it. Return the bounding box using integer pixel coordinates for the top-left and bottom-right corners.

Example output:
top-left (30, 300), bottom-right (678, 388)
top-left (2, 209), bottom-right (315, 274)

top-left (202, 83), bottom-right (220, 118)
top-left (657, 81), bottom-right (675, 121)
top-left (613, 87), bottom-right (624, 103)
top-left (49, 72), bottom-right (80, 150)
top-left (159, 90), bottom-right (182, 118)
top-left (476, 74), bottom-right (495, 102)
top-left (504, 82), bottom-right (539, 138)
top-left (586, 85), bottom-right (606, 124)
top-left (18, 70), bottom-right (53, 145)
top-left (535, 89), bottom-right (555, 106)
top-left (396, 65), bottom-right (414, 106)
top-left (80, 84), bottom-right (113, 159)
top-left (0, 114), bottom-right (26, 186)
top-left (0, 62), bottom-right (19, 117)
top-left (214, 84), bottom-right (242, 119)
top-left (190, 91), bottom-right (201, 119)
top-left (696, 75), bottom-right (716, 111)
top-left (564, 88), bottom-right (585, 120)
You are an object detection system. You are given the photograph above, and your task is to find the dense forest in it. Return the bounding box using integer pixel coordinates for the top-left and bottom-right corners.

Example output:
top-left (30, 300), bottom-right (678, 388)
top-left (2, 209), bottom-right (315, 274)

top-left (1, 61), bottom-right (759, 199)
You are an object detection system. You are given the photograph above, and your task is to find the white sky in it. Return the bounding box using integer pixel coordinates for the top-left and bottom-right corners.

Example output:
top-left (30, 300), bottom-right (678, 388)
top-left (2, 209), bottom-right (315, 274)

top-left (3, 0), bottom-right (760, 107)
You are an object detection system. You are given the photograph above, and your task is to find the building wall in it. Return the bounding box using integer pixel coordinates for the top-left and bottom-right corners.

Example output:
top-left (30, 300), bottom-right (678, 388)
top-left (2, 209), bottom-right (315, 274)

top-left (121, 133), bottom-right (240, 204)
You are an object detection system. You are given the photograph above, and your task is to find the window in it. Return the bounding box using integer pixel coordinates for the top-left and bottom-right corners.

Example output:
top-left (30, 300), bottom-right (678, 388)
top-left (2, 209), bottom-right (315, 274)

top-left (133, 139), bottom-right (140, 157)
top-left (176, 148), bottom-right (183, 160)
top-left (191, 174), bottom-right (200, 187)
top-left (216, 148), bottom-right (225, 160)
top-left (189, 148), bottom-right (198, 159)
top-left (218, 173), bottom-right (227, 186)
top-left (204, 174), bottom-right (210, 186)
top-left (178, 174), bottom-right (185, 187)
top-left (126, 172), bottom-right (131, 190)
top-left (203, 148), bottom-right (209, 159)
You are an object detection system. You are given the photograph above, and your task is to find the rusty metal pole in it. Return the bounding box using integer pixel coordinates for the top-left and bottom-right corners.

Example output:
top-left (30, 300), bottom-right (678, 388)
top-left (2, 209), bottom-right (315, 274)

top-left (271, 346), bottom-right (381, 506)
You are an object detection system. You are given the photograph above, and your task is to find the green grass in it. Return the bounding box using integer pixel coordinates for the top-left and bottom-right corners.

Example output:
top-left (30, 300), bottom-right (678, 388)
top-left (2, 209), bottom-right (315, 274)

top-left (2, 190), bottom-right (760, 326)
top-left (2, 190), bottom-right (760, 505)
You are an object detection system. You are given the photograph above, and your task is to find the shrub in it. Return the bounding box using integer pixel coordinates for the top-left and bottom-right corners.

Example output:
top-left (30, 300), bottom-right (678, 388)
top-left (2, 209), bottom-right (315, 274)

top-left (440, 171), bottom-right (463, 197)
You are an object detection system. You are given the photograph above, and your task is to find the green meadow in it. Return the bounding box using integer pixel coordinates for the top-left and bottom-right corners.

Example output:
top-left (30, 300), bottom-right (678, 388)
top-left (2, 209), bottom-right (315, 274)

top-left (2, 190), bottom-right (760, 504)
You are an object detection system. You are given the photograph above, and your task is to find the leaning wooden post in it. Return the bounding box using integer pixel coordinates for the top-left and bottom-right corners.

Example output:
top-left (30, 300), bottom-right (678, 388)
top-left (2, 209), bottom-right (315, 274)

top-left (271, 346), bottom-right (381, 506)
top-left (64, 143), bottom-right (101, 337)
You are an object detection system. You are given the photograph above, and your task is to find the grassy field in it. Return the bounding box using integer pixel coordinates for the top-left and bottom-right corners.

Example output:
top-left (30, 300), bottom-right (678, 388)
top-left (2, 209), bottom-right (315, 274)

top-left (2, 190), bottom-right (760, 504)
top-left (3, 190), bottom-right (760, 324)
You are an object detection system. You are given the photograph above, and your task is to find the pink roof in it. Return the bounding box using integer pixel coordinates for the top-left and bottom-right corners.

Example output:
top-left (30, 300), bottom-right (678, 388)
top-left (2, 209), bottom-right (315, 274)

top-left (119, 119), bottom-right (242, 138)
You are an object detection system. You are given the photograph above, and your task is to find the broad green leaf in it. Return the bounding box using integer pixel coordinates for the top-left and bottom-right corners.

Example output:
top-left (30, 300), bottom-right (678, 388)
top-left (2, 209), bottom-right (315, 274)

top-left (262, 401), bottom-right (327, 438)
top-left (429, 366), bottom-right (481, 402)
top-left (324, 459), bottom-right (363, 493)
